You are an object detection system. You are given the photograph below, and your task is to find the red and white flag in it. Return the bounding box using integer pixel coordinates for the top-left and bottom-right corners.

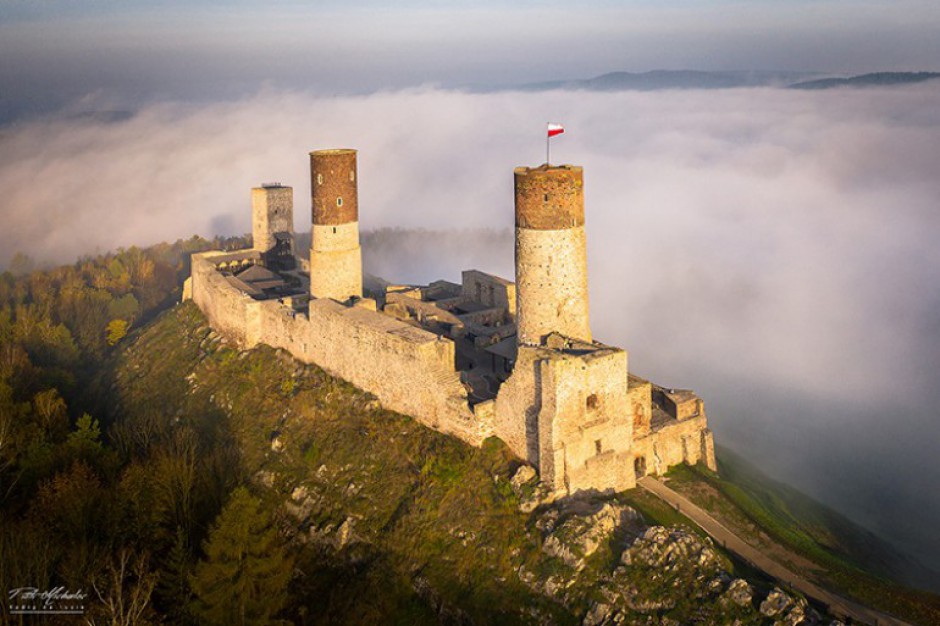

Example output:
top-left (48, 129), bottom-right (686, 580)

top-left (547, 123), bottom-right (565, 137)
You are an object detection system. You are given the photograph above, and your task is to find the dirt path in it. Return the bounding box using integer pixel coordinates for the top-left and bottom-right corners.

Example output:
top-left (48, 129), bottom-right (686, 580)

top-left (638, 476), bottom-right (916, 626)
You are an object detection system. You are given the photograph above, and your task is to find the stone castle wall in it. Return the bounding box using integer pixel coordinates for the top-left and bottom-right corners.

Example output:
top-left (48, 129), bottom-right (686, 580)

top-left (515, 226), bottom-right (592, 345)
top-left (490, 342), bottom-right (634, 492)
top-left (634, 417), bottom-right (716, 477)
top-left (309, 224), bottom-right (363, 302)
top-left (537, 345), bottom-right (633, 492)
top-left (191, 251), bottom-right (489, 445)
top-left (191, 250), bottom-right (263, 346)
top-left (461, 270), bottom-right (516, 313)
top-left (191, 155), bottom-right (718, 497)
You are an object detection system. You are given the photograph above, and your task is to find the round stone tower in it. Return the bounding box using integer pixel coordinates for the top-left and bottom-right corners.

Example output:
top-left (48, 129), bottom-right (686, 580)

top-left (514, 164), bottom-right (592, 345)
top-left (309, 149), bottom-right (363, 301)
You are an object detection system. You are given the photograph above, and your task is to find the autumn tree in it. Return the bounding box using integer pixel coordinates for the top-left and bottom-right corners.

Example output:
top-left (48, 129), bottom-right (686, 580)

top-left (189, 487), bottom-right (293, 626)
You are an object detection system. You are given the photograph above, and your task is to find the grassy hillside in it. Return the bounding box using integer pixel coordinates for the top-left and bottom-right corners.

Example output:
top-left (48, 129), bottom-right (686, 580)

top-left (664, 454), bottom-right (940, 625)
top-left (2, 239), bottom-right (935, 624)
top-left (97, 302), bottom-right (810, 624)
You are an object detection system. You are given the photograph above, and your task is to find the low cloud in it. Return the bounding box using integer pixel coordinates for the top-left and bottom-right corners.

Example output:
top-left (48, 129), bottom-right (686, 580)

top-left (2, 84), bottom-right (940, 571)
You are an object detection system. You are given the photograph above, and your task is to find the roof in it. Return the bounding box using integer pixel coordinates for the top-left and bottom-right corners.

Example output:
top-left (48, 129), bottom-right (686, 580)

top-left (236, 265), bottom-right (280, 284)
top-left (484, 336), bottom-right (518, 360)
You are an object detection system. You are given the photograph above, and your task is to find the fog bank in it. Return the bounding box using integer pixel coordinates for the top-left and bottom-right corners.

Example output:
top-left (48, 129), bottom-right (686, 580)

top-left (1, 85), bottom-right (939, 571)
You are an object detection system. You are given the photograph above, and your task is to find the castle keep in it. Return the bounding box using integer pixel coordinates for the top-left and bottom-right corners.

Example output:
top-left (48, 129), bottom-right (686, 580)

top-left (186, 150), bottom-right (716, 495)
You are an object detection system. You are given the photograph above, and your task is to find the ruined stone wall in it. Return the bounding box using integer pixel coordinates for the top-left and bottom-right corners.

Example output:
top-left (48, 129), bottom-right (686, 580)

top-left (633, 417), bottom-right (717, 477)
top-left (493, 342), bottom-right (634, 494)
top-left (629, 376), bottom-right (652, 438)
top-left (493, 347), bottom-right (542, 466)
top-left (538, 349), bottom-right (634, 493)
top-left (303, 298), bottom-right (488, 444)
top-left (252, 186), bottom-right (293, 253)
top-left (192, 254), bottom-right (488, 445)
top-left (191, 251), bottom-right (262, 347)
top-left (461, 270), bottom-right (516, 314)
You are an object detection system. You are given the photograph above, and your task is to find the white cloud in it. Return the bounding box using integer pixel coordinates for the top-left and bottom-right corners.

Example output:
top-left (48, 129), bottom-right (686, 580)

top-left (2, 83), bottom-right (940, 566)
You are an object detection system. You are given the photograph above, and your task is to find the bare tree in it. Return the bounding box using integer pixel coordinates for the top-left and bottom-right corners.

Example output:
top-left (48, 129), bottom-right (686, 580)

top-left (86, 548), bottom-right (157, 626)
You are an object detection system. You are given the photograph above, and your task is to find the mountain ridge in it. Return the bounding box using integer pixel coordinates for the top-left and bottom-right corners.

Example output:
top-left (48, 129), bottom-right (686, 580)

top-left (491, 70), bottom-right (940, 93)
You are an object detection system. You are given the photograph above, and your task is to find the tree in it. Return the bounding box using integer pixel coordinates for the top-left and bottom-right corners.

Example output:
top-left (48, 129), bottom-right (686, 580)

top-left (89, 547), bottom-right (158, 626)
top-left (107, 319), bottom-right (129, 346)
top-left (154, 527), bottom-right (195, 624)
top-left (8, 252), bottom-right (35, 277)
top-left (33, 388), bottom-right (69, 441)
top-left (189, 487), bottom-right (293, 626)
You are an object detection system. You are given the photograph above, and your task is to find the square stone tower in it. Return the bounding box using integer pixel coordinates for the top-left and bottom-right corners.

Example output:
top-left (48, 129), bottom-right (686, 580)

top-left (251, 184), bottom-right (295, 271)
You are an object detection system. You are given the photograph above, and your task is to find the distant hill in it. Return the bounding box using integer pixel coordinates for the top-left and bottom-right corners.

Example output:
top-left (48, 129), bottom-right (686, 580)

top-left (513, 70), bottom-right (817, 92)
top-left (789, 72), bottom-right (940, 90)
top-left (485, 70), bottom-right (940, 93)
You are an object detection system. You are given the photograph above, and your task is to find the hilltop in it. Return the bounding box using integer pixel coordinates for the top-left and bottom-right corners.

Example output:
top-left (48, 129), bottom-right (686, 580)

top-left (1, 241), bottom-right (938, 624)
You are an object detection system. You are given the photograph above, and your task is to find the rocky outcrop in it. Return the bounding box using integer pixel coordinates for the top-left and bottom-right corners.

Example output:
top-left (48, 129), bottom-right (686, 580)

top-left (541, 502), bottom-right (641, 571)
top-left (760, 586), bottom-right (821, 625)
top-left (574, 524), bottom-right (828, 626)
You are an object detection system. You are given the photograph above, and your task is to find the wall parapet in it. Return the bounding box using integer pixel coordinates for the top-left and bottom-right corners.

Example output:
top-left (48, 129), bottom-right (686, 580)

top-left (191, 252), bottom-right (487, 446)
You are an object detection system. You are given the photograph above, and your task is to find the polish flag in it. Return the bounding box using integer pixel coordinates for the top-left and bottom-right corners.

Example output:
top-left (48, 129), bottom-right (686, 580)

top-left (547, 123), bottom-right (565, 137)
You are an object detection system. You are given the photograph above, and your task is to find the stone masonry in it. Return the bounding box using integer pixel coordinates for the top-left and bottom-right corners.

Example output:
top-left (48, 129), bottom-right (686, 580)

top-left (186, 150), bottom-right (717, 496)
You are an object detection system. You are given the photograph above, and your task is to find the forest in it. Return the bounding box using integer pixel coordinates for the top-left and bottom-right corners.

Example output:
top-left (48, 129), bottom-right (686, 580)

top-left (0, 236), bottom-right (300, 625)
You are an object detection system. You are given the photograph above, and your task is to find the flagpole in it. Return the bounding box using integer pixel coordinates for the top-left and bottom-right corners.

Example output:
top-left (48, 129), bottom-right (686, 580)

top-left (546, 122), bottom-right (550, 165)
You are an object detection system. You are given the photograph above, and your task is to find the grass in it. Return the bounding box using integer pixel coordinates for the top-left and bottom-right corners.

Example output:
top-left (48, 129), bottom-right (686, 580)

top-left (664, 452), bottom-right (940, 626)
top-left (108, 302), bottom-right (940, 625)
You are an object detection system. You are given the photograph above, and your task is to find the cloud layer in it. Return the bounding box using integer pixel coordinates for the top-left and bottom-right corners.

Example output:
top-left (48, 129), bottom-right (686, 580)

top-left (2, 84), bottom-right (940, 571)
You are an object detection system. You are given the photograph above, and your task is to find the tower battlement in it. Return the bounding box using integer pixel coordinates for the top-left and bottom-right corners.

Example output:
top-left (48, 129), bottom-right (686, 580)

top-left (514, 164), bottom-right (584, 229)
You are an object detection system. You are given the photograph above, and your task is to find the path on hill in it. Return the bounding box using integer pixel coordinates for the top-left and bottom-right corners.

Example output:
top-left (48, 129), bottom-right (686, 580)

top-left (638, 477), bottom-right (916, 626)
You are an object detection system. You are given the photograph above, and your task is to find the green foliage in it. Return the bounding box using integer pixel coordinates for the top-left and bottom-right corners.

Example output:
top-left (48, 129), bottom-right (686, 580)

top-left (189, 487), bottom-right (294, 626)
top-left (108, 293), bottom-right (140, 320)
top-left (665, 451), bottom-right (940, 625)
top-left (2, 241), bottom-right (938, 625)
top-left (107, 318), bottom-right (129, 345)
top-left (155, 527), bottom-right (196, 624)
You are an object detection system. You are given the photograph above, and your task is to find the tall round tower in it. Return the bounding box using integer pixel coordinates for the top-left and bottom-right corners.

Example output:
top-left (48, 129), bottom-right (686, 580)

top-left (514, 164), bottom-right (591, 345)
top-left (309, 149), bottom-right (363, 301)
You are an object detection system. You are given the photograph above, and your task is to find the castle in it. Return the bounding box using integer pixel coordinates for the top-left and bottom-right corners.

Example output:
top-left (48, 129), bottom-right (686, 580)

top-left (185, 149), bottom-right (716, 495)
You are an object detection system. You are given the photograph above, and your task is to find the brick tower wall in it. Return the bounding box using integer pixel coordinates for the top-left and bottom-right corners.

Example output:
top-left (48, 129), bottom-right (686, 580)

top-left (309, 149), bottom-right (363, 301)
